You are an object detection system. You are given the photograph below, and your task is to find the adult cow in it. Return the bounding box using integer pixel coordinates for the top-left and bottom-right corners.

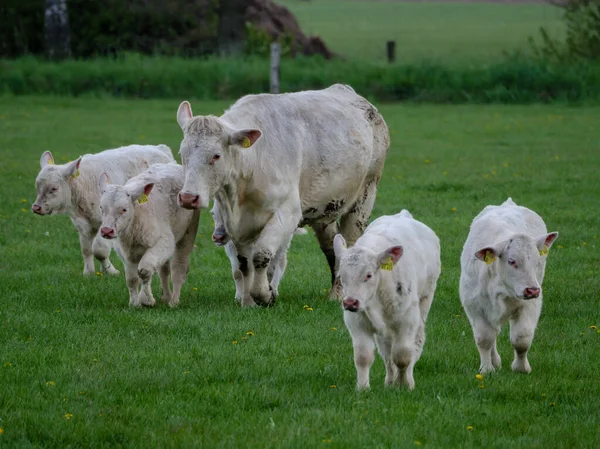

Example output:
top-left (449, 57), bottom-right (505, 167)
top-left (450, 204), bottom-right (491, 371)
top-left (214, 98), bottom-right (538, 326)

top-left (177, 84), bottom-right (390, 307)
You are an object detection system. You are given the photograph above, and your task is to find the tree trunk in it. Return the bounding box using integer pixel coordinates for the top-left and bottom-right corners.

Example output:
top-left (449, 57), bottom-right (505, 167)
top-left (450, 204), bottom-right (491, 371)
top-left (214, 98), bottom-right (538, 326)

top-left (216, 0), bottom-right (247, 56)
top-left (44, 0), bottom-right (71, 59)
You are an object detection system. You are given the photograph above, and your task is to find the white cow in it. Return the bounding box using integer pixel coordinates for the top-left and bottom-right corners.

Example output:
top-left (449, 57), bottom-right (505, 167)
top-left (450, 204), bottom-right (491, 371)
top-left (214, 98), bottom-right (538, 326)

top-left (177, 84), bottom-right (390, 307)
top-left (210, 200), bottom-right (308, 302)
top-left (32, 144), bottom-right (174, 275)
top-left (333, 210), bottom-right (441, 390)
top-left (459, 198), bottom-right (559, 374)
top-left (98, 163), bottom-right (200, 307)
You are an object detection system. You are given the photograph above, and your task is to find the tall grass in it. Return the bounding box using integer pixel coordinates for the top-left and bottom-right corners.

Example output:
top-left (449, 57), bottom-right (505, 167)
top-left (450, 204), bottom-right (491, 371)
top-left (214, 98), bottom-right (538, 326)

top-left (2, 54), bottom-right (600, 103)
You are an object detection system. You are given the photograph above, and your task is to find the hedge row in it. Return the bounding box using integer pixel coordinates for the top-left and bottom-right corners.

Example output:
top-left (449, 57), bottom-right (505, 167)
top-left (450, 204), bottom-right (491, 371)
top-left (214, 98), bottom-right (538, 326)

top-left (2, 54), bottom-right (600, 103)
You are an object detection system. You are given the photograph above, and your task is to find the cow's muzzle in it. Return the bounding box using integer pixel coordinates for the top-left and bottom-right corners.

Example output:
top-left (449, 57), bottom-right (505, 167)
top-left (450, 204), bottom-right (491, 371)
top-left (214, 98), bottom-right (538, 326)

top-left (178, 191), bottom-right (202, 210)
top-left (523, 287), bottom-right (540, 299)
top-left (343, 297), bottom-right (360, 312)
top-left (100, 227), bottom-right (116, 239)
top-left (31, 204), bottom-right (44, 215)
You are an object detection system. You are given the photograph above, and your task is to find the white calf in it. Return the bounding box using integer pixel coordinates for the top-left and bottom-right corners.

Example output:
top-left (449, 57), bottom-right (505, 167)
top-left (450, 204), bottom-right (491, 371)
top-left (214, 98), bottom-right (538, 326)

top-left (333, 210), bottom-right (441, 390)
top-left (99, 163), bottom-right (200, 307)
top-left (460, 198), bottom-right (559, 374)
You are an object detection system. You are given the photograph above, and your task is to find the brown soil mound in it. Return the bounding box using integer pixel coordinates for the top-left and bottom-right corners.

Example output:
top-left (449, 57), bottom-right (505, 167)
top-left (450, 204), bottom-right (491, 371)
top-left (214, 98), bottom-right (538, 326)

top-left (246, 0), bottom-right (335, 59)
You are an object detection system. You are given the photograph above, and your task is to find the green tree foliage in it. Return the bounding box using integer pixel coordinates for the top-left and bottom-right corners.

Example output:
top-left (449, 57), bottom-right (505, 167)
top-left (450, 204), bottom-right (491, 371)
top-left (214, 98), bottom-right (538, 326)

top-left (532, 0), bottom-right (600, 61)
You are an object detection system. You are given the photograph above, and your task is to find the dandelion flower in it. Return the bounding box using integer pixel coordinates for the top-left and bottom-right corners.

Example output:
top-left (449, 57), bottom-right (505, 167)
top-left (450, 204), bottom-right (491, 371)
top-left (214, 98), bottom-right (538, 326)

top-left (415, 442), bottom-right (421, 446)
top-left (330, 327), bottom-right (337, 331)
top-left (184, 371), bottom-right (190, 375)
top-left (329, 385), bottom-right (337, 389)
top-left (95, 271), bottom-right (102, 276)
top-left (193, 287), bottom-right (198, 291)
top-left (306, 307), bottom-right (313, 311)
top-left (550, 402), bottom-right (555, 407)
top-left (558, 245), bottom-right (563, 249)
top-left (25, 230), bottom-right (30, 233)
top-left (247, 331), bottom-right (254, 336)
top-left (64, 413), bottom-right (73, 420)
top-left (475, 374), bottom-right (483, 380)
top-left (425, 159), bottom-right (430, 164)
top-left (46, 381), bottom-right (55, 387)
top-left (590, 325), bottom-right (597, 330)
top-left (322, 439), bottom-right (332, 443)
top-left (0, 427), bottom-right (3, 435)
top-left (451, 207), bottom-right (457, 212)
top-left (479, 385), bottom-right (485, 389)
top-left (455, 314), bottom-right (461, 318)
top-left (21, 199), bottom-right (27, 203)
top-left (21, 208), bottom-right (27, 212)
top-left (241, 336), bottom-right (248, 340)
top-left (466, 426), bottom-right (474, 431)
top-left (232, 340), bottom-right (238, 344)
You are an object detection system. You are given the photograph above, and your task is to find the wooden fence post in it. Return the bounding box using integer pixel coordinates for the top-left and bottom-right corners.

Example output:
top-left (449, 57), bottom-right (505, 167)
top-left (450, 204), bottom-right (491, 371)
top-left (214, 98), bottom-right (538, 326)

top-left (386, 40), bottom-right (396, 64)
top-left (270, 42), bottom-right (281, 94)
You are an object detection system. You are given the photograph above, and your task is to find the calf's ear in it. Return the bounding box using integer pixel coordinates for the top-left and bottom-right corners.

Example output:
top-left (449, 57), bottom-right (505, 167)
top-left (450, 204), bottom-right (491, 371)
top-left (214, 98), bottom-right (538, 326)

top-left (230, 129), bottom-right (262, 149)
top-left (99, 172), bottom-right (111, 192)
top-left (536, 232), bottom-right (559, 255)
top-left (129, 183), bottom-right (154, 204)
top-left (475, 240), bottom-right (508, 264)
top-left (64, 157), bottom-right (82, 178)
top-left (40, 151), bottom-right (55, 168)
top-left (377, 246), bottom-right (403, 270)
top-left (333, 234), bottom-right (347, 259)
top-left (177, 101), bottom-right (193, 130)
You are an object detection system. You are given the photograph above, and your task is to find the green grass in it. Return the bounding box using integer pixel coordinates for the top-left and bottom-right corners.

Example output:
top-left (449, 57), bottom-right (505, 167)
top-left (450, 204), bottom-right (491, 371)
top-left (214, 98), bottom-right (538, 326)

top-left (277, 0), bottom-right (565, 65)
top-left (1, 96), bottom-right (599, 447)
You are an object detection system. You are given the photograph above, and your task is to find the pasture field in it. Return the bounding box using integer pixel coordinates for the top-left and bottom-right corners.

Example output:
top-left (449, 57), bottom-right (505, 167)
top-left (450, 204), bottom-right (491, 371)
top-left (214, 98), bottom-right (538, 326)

top-left (1, 96), bottom-right (599, 448)
top-left (277, 0), bottom-right (564, 65)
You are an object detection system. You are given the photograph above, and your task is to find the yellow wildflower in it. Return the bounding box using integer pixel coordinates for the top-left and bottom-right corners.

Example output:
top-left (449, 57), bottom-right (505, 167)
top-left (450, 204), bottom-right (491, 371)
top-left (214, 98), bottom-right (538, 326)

top-left (21, 208), bottom-right (27, 212)
top-left (330, 327), bottom-right (337, 331)
top-left (451, 207), bottom-right (457, 212)
top-left (491, 171), bottom-right (496, 175)
top-left (232, 340), bottom-right (238, 344)
top-left (415, 442), bottom-right (421, 446)
top-left (479, 385), bottom-right (485, 389)
top-left (247, 331), bottom-right (254, 336)
top-left (193, 287), bottom-right (198, 291)
top-left (21, 199), bottom-right (27, 203)
top-left (329, 385), bottom-right (337, 389)
top-left (95, 271), bottom-right (102, 276)
top-left (475, 374), bottom-right (483, 380)
top-left (558, 245), bottom-right (563, 249)
top-left (322, 439), bottom-right (332, 443)
top-left (306, 307), bottom-right (313, 311)
top-left (46, 381), bottom-right (55, 387)
top-left (590, 325), bottom-right (597, 330)
top-left (25, 230), bottom-right (30, 233)
top-left (241, 336), bottom-right (248, 340)
top-left (541, 393), bottom-right (547, 398)
top-left (425, 159), bottom-right (430, 164)
top-left (466, 426), bottom-right (473, 431)
top-left (184, 371), bottom-right (190, 375)
top-left (64, 413), bottom-right (73, 420)
top-left (0, 427), bottom-right (3, 435)
top-left (550, 402), bottom-right (556, 407)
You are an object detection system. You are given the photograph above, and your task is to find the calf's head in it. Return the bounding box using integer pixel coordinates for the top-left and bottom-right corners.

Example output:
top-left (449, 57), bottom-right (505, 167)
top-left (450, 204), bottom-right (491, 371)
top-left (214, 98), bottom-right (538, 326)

top-left (176, 101), bottom-right (262, 210)
top-left (210, 202), bottom-right (229, 246)
top-left (333, 234), bottom-right (403, 312)
top-left (475, 232), bottom-right (558, 300)
top-left (32, 151), bottom-right (82, 216)
top-left (98, 173), bottom-right (153, 239)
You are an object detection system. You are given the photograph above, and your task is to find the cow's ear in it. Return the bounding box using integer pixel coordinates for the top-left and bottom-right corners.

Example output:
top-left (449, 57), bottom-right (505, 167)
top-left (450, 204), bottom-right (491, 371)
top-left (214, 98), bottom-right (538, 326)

top-left (99, 172), bottom-right (111, 192)
top-left (377, 246), bottom-right (403, 271)
top-left (333, 234), bottom-right (348, 259)
top-left (475, 247), bottom-right (497, 265)
top-left (40, 151), bottom-right (55, 168)
top-left (536, 232), bottom-right (559, 256)
top-left (64, 157), bottom-right (82, 179)
top-left (230, 129), bottom-right (262, 149)
top-left (177, 101), bottom-right (193, 130)
top-left (133, 183), bottom-right (154, 204)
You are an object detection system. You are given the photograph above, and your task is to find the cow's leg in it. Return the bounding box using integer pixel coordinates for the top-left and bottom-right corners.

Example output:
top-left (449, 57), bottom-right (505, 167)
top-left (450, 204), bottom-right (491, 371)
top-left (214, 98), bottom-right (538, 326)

top-left (375, 335), bottom-right (398, 386)
top-left (391, 310), bottom-right (419, 390)
top-left (137, 237), bottom-right (175, 307)
top-left (159, 262), bottom-right (172, 304)
top-left (345, 312), bottom-right (375, 390)
top-left (472, 315), bottom-right (501, 374)
top-left (236, 250), bottom-right (257, 308)
top-left (336, 179), bottom-right (379, 298)
top-left (224, 241), bottom-right (243, 303)
top-left (169, 211), bottom-right (200, 308)
top-left (311, 221), bottom-right (340, 299)
top-left (510, 300), bottom-right (541, 374)
top-left (92, 233), bottom-right (120, 275)
top-left (267, 233), bottom-right (293, 299)
top-left (249, 206), bottom-right (301, 306)
top-left (124, 261), bottom-right (141, 307)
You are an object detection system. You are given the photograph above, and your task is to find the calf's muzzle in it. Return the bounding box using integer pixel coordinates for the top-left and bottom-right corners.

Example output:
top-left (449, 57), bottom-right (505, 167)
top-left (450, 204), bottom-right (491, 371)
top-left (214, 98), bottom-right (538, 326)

top-left (343, 298), bottom-right (360, 312)
top-left (523, 287), bottom-right (540, 299)
top-left (100, 227), bottom-right (115, 239)
top-left (31, 204), bottom-right (43, 215)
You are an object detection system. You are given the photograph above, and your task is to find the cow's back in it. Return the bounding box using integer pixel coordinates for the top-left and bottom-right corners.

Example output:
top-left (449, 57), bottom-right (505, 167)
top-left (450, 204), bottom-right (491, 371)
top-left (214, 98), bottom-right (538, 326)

top-left (221, 86), bottom-right (389, 210)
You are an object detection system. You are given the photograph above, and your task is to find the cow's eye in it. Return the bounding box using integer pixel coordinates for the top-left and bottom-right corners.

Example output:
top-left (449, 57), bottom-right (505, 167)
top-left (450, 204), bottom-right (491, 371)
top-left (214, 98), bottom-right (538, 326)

top-left (211, 154), bottom-right (221, 165)
top-left (365, 273), bottom-right (372, 282)
top-left (50, 187), bottom-right (58, 193)
top-left (508, 258), bottom-right (518, 268)
top-left (122, 208), bottom-right (127, 213)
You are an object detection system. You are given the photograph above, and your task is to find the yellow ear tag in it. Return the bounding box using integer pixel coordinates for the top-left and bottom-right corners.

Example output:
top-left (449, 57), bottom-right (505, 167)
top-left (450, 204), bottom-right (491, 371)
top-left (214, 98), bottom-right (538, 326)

top-left (138, 193), bottom-right (149, 204)
top-left (72, 169), bottom-right (80, 178)
top-left (47, 159), bottom-right (54, 165)
top-left (539, 246), bottom-right (549, 256)
top-left (484, 252), bottom-right (496, 265)
top-left (241, 137), bottom-right (251, 148)
top-left (380, 256), bottom-right (394, 271)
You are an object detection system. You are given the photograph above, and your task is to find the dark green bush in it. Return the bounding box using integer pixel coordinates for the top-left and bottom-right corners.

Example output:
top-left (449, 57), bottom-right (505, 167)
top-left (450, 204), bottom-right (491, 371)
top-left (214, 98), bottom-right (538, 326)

top-left (2, 54), bottom-right (600, 103)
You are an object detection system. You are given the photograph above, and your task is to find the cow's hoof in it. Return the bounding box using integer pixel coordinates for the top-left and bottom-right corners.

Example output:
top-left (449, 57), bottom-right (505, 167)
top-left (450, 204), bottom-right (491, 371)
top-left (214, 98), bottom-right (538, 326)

top-left (104, 266), bottom-right (120, 276)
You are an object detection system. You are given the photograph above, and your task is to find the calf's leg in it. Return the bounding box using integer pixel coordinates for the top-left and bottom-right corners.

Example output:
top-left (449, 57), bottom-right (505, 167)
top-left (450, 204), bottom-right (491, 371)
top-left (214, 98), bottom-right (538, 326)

top-left (92, 234), bottom-right (120, 275)
top-left (224, 241), bottom-right (243, 302)
top-left (137, 236), bottom-right (175, 307)
top-left (472, 315), bottom-right (501, 373)
top-left (169, 211), bottom-right (200, 308)
top-left (159, 262), bottom-right (172, 304)
top-left (124, 261), bottom-right (141, 307)
top-left (345, 313), bottom-right (375, 390)
top-left (311, 221), bottom-right (340, 299)
top-left (77, 229), bottom-right (96, 275)
top-left (510, 300), bottom-right (542, 374)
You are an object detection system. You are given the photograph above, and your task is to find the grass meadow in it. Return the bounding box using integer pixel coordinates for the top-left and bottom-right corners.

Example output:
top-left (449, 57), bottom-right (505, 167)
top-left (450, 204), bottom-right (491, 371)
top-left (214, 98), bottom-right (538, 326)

top-left (278, 0), bottom-right (565, 65)
top-left (0, 96), bottom-right (599, 447)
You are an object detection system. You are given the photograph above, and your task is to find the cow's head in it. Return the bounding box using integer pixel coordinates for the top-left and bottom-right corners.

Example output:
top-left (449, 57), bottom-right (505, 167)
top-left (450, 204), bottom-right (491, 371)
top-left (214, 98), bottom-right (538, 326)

top-left (32, 151), bottom-right (81, 216)
top-left (475, 232), bottom-right (558, 300)
top-left (176, 101), bottom-right (262, 210)
top-left (98, 172), bottom-right (153, 240)
top-left (333, 234), bottom-right (403, 313)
